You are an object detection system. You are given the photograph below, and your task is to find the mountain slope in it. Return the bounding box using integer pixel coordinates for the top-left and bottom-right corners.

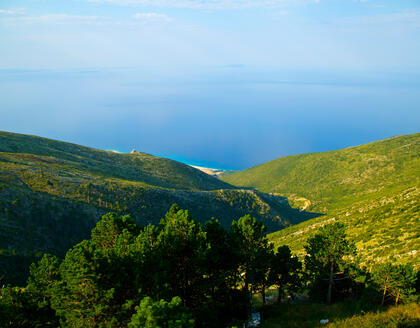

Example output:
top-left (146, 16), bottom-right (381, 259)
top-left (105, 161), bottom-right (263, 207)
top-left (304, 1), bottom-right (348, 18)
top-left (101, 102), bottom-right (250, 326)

top-left (0, 131), bottom-right (232, 191)
top-left (0, 131), bottom-right (320, 284)
top-left (221, 133), bottom-right (420, 267)
top-left (221, 133), bottom-right (419, 211)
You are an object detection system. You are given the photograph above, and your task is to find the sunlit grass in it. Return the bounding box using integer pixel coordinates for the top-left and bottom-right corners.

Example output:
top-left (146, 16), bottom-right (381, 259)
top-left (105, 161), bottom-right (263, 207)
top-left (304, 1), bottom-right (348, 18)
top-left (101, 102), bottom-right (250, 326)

top-left (260, 302), bottom-right (420, 328)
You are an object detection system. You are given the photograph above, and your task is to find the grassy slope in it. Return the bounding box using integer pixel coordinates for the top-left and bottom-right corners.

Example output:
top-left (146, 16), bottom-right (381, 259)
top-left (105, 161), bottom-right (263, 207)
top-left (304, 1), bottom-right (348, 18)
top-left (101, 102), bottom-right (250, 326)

top-left (221, 133), bottom-right (420, 267)
top-left (261, 302), bottom-right (420, 328)
top-left (0, 131), bottom-right (320, 284)
top-left (0, 130), bottom-right (232, 191)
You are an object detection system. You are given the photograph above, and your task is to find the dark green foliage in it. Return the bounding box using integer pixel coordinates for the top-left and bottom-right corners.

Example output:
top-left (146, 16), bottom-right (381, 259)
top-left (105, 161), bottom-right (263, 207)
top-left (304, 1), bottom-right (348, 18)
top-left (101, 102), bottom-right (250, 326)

top-left (203, 217), bottom-right (236, 294)
top-left (0, 250), bottom-right (42, 287)
top-left (25, 254), bottom-right (61, 327)
top-left (50, 213), bottom-right (143, 327)
top-left (0, 286), bottom-right (35, 328)
top-left (371, 263), bottom-right (417, 306)
top-left (0, 255), bottom-right (60, 328)
top-left (304, 223), bottom-right (356, 304)
top-left (229, 215), bottom-right (272, 294)
top-left (51, 240), bottom-right (119, 327)
top-left (128, 296), bottom-right (194, 328)
top-left (90, 212), bottom-right (140, 250)
top-left (269, 246), bottom-right (302, 303)
top-left (1, 206), bottom-right (419, 327)
top-left (1, 208), bottom-right (277, 327)
top-left (156, 205), bottom-right (207, 308)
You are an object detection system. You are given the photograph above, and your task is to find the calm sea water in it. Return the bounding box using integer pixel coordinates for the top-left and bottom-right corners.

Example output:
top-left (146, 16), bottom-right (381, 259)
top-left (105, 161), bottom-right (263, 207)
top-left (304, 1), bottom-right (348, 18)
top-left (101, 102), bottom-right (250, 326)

top-left (1, 67), bottom-right (419, 169)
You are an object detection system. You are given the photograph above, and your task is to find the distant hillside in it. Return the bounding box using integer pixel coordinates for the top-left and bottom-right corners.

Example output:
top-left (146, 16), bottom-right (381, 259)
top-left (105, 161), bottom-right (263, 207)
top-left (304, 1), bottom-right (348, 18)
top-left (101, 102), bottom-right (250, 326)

top-left (0, 131), bottom-right (319, 285)
top-left (0, 131), bottom-right (232, 191)
top-left (221, 133), bottom-right (420, 267)
top-left (222, 133), bottom-right (419, 211)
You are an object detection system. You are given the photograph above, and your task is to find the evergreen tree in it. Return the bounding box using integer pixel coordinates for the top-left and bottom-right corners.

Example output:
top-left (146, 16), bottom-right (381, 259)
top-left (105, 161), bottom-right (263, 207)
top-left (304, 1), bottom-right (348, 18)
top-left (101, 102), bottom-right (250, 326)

top-left (0, 255), bottom-right (60, 328)
top-left (25, 254), bottom-right (61, 327)
top-left (372, 263), bottom-right (417, 305)
top-left (230, 215), bottom-right (271, 293)
top-left (229, 214), bottom-right (272, 317)
top-left (252, 244), bottom-right (274, 306)
top-left (128, 296), bottom-right (194, 328)
top-left (304, 222), bottom-right (356, 304)
top-left (0, 286), bottom-right (32, 328)
top-left (203, 218), bottom-right (237, 298)
top-left (269, 246), bottom-right (302, 303)
top-left (130, 224), bottom-right (163, 300)
top-left (1, 206), bottom-right (303, 327)
top-left (90, 212), bottom-right (139, 250)
top-left (156, 205), bottom-right (207, 311)
top-left (51, 212), bottom-right (141, 327)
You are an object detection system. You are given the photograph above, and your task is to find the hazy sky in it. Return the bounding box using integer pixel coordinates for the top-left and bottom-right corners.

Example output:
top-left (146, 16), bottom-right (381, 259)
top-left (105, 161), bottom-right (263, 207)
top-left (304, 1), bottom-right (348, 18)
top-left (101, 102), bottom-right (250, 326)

top-left (1, 0), bottom-right (420, 169)
top-left (1, 0), bottom-right (420, 70)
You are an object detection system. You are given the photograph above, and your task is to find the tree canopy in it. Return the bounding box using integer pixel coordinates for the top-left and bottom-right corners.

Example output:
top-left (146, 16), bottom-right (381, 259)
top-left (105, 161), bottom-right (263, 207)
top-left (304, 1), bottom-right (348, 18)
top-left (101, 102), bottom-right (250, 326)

top-left (0, 209), bottom-right (418, 328)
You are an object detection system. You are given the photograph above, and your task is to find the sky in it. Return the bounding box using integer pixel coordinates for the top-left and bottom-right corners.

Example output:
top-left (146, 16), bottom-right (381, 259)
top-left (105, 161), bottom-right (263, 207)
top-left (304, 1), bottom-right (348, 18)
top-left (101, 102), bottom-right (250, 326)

top-left (1, 0), bottom-right (420, 169)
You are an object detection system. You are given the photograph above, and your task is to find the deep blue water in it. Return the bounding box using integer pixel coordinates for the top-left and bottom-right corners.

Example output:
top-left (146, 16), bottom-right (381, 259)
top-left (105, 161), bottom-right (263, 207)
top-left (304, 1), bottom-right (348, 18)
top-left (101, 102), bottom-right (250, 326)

top-left (1, 67), bottom-right (419, 170)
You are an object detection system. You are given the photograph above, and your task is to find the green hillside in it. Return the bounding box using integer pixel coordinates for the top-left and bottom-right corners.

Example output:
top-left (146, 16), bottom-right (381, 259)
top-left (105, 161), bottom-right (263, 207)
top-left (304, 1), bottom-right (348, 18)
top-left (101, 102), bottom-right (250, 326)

top-left (0, 131), bottom-right (232, 191)
top-left (0, 131), bottom-right (319, 285)
top-left (221, 133), bottom-right (420, 267)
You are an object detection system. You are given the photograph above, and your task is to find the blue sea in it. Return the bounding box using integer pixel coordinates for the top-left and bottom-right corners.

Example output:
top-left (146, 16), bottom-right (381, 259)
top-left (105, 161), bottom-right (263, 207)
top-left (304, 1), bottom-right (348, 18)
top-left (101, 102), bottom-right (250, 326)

top-left (1, 67), bottom-right (419, 169)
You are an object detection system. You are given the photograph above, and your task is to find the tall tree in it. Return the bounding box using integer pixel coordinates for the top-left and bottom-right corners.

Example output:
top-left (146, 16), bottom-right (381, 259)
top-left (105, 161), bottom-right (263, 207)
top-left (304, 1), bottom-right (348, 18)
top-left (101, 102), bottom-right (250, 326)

top-left (25, 254), bottom-right (61, 327)
top-left (156, 204), bottom-right (206, 309)
top-left (229, 215), bottom-right (270, 294)
top-left (203, 218), bottom-right (237, 298)
top-left (51, 212), bottom-right (141, 327)
top-left (229, 214), bottom-right (273, 315)
top-left (252, 245), bottom-right (274, 306)
top-left (372, 263), bottom-right (417, 305)
top-left (269, 246), bottom-right (302, 303)
top-left (304, 222), bottom-right (356, 304)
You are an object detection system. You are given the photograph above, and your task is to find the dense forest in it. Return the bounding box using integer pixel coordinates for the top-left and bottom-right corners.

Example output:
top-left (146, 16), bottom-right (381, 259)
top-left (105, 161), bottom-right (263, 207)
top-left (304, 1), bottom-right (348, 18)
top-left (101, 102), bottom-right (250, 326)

top-left (1, 206), bottom-right (418, 327)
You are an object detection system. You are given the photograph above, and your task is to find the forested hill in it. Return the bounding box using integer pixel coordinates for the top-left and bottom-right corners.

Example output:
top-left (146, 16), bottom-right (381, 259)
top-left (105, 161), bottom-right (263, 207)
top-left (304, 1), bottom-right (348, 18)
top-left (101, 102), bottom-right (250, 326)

top-left (0, 131), bottom-right (232, 191)
top-left (221, 133), bottom-right (420, 267)
top-left (0, 131), bottom-right (320, 285)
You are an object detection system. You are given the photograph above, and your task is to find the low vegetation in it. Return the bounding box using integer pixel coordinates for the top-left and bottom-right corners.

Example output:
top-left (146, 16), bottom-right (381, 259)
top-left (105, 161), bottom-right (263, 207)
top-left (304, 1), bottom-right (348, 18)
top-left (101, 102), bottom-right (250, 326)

top-left (260, 302), bottom-right (420, 328)
top-left (221, 133), bottom-right (419, 211)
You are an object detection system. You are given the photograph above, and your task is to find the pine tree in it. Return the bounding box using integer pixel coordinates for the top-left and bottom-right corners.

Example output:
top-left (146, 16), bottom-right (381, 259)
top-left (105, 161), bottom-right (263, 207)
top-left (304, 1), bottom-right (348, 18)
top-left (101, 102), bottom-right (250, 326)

top-left (372, 263), bottom-right (417, 305)
top-left (304, 222), bottom-right (356, 304)
top-left (269, 246), bottom-right (302, 303)
top-left (128, 296), bottom-right (194, 328)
